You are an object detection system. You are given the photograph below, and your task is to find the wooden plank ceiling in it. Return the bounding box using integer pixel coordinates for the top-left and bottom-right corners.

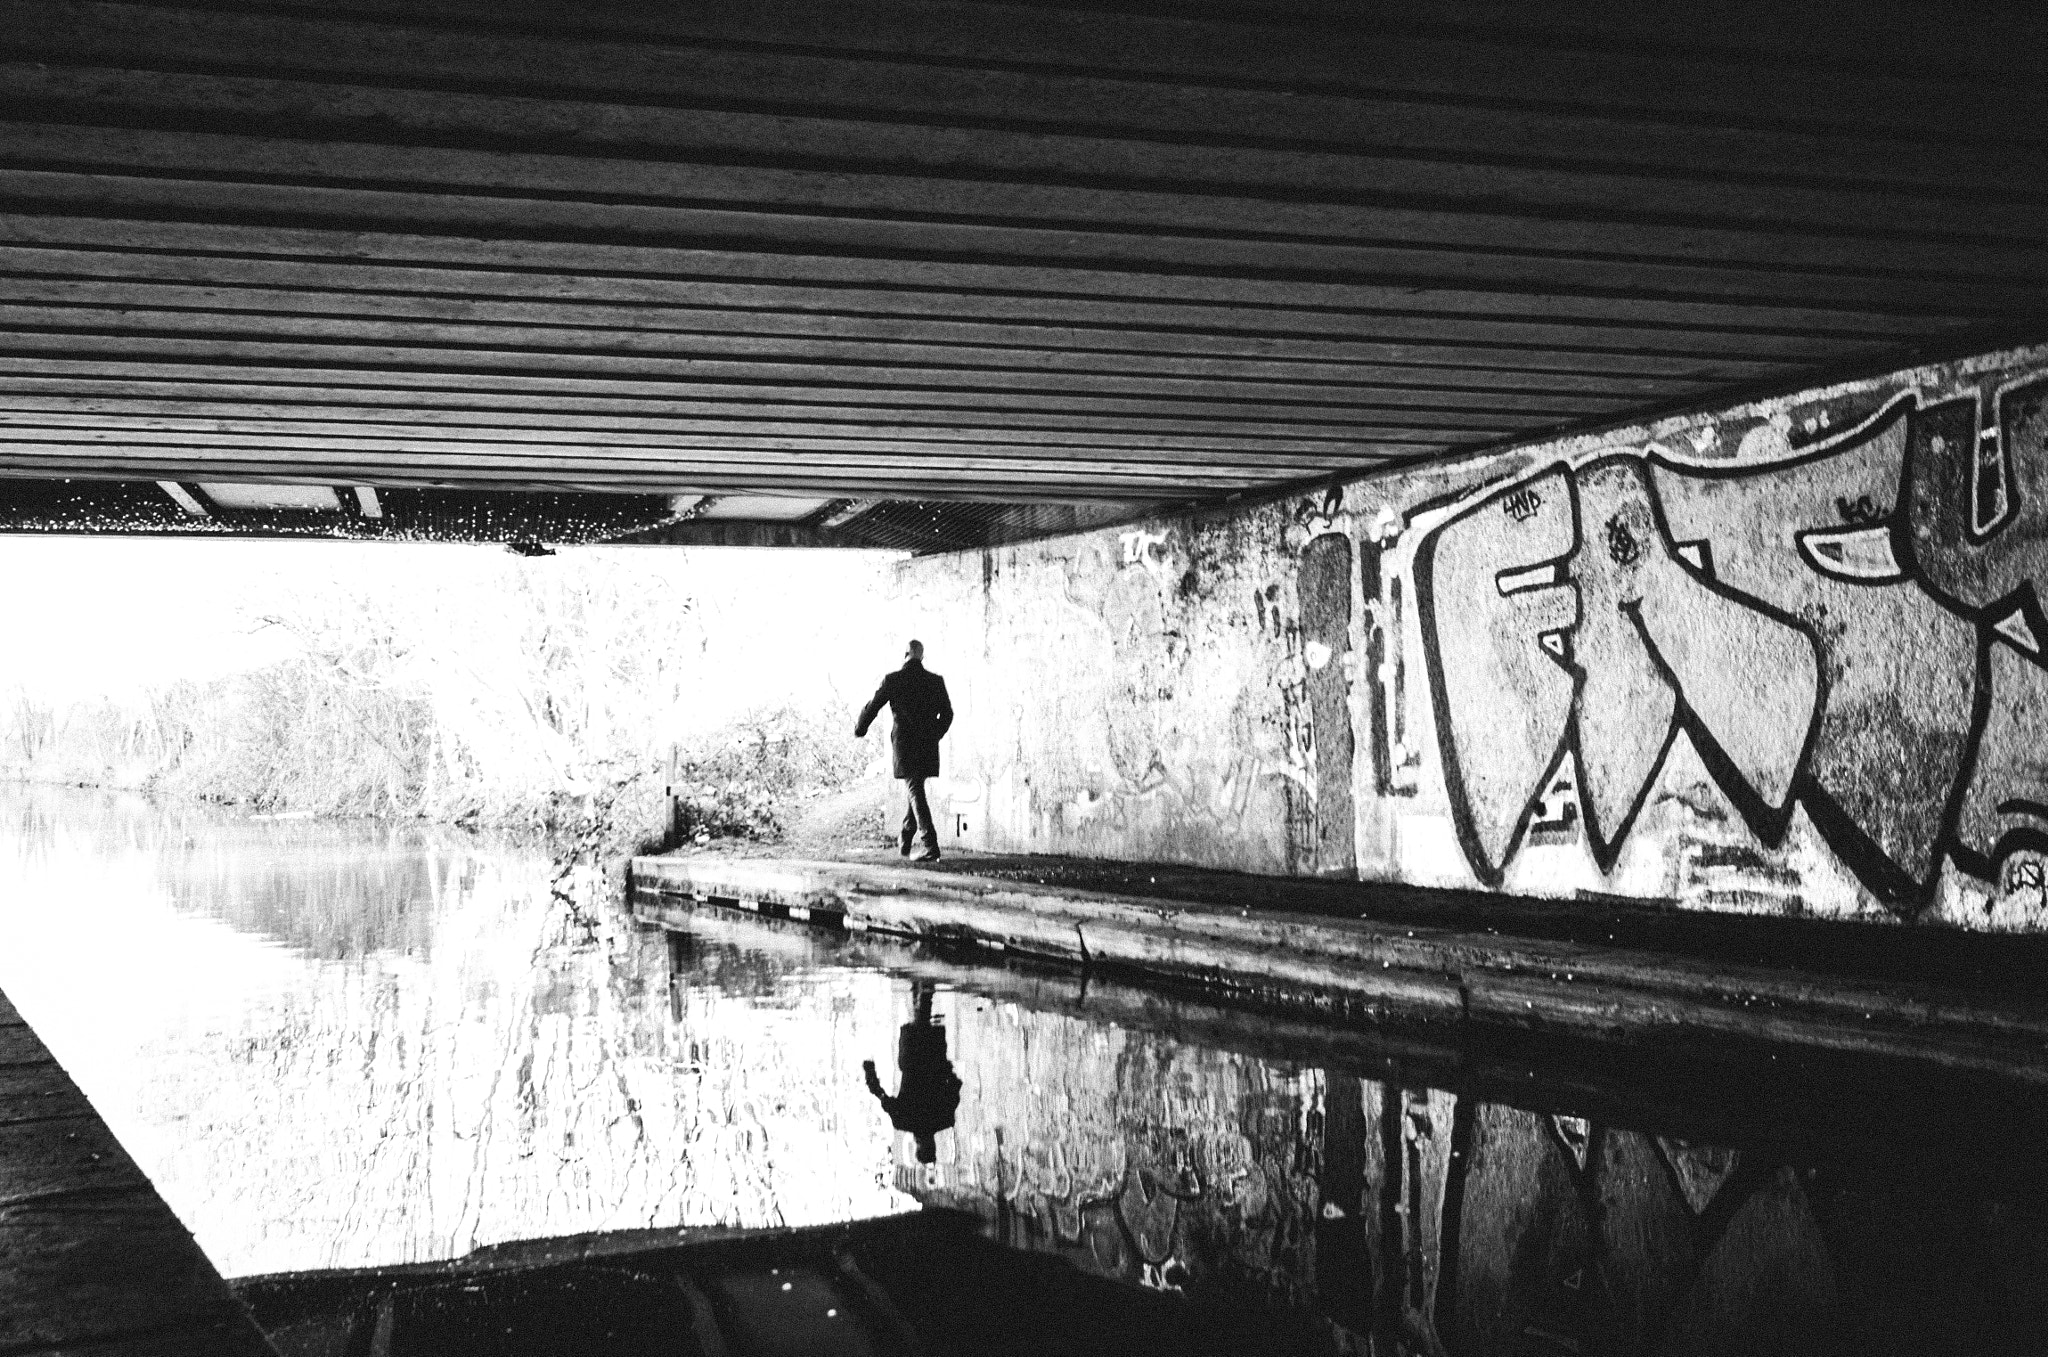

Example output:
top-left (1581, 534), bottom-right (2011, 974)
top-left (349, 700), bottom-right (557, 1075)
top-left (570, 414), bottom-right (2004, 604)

top-left (0, 0), bottom-right (2044, 528)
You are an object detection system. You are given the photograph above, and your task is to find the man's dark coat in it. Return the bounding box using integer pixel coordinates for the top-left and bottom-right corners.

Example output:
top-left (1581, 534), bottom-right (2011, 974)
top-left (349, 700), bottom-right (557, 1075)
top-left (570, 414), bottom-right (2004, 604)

top-left (856, 659), bottom-right (954, 779)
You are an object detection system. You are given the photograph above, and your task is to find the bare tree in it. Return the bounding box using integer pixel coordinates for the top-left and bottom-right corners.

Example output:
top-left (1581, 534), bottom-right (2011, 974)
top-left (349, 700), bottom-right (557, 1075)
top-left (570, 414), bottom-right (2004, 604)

top-left (9, 687), bottom-right (54, 765)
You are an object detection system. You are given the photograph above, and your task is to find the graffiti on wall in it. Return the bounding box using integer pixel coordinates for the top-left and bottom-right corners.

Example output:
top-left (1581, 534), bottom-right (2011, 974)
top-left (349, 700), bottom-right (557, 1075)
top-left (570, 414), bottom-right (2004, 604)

top-left (1414, 375), bottom-right (2048, 909)
top-left (1360, 514), bottom-right (1424, 803)
top-left (911, 513), bottom-right (1323, 875)
top-left (897, 343), bottom-right (2048, 915)
top-left (1298, 532), bottom-right (1357, 875)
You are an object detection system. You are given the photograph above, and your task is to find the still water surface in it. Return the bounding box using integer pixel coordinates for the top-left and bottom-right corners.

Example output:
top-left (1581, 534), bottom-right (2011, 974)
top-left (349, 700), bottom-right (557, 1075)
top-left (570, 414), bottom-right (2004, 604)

top-left (6, 786), bottom-right (2048, 1354)
top-left (0, 786), bottom-right (913, 1276)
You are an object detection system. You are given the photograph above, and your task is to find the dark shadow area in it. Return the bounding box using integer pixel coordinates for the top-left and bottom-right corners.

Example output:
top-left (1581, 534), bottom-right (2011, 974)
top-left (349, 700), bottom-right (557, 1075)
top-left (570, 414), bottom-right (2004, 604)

top-left (640, 908), bottom-right (2048, 1354)
top-left (237, 1212), bottom-right (1341, 1357)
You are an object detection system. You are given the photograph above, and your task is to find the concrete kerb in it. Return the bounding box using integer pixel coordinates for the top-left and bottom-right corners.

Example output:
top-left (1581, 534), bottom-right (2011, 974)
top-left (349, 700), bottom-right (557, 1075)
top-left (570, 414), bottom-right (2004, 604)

top-left (629, 855), bottom-right (2048, 1085)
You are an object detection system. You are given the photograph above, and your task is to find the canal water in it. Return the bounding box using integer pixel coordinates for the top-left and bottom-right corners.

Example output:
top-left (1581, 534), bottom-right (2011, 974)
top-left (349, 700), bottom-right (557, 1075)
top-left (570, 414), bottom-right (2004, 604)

top-left (4, 784), bottom-right (2047, 1355)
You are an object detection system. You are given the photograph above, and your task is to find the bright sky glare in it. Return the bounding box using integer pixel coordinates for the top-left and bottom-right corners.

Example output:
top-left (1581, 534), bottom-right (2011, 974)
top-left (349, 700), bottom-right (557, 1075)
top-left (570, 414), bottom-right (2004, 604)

top-left (0, 536), bottom-right (913, 723)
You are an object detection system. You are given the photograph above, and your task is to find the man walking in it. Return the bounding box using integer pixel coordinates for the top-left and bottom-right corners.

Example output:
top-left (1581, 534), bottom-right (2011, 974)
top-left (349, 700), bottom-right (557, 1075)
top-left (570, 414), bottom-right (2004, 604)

top-left (855, 639), bottom-right (954, 861)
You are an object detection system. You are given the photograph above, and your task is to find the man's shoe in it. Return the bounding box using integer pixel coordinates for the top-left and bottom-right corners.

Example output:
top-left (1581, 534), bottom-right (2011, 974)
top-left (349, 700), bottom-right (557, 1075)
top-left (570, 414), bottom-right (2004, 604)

top-left (913, 847), bottom-right (941, 862)
top-left (899, 840), bottom-right (914, 857)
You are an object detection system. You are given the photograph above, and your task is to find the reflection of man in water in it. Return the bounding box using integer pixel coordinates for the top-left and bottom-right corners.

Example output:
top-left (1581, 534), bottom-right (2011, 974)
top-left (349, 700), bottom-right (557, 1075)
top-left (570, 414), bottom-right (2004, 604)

top-left (854, 639), bottom-right (954, 862)
top-left (862, 985), bottom-right (962, 1164)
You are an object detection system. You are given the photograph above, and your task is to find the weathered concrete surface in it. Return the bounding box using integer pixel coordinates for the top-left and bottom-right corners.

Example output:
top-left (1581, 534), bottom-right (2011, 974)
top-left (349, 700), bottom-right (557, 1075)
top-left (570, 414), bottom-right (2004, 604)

top-left (896, 511), bottom-right (1311, 874)
top-left (870, 848), bottom-right (2048, 994)
top-left (893, 341), bottom-right (2048, 929)
top-left (629, 855), bottom-right (2048, 1083)
top-left (0, 990), bottom-right (276, 1355)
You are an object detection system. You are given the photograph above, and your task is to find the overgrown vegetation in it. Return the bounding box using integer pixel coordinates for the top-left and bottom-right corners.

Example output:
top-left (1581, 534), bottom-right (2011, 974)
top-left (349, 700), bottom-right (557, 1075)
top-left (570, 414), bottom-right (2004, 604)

top-left (668, 705), bottom-right (871, 844)
top-left (2, 551), bottom-right (892, 861)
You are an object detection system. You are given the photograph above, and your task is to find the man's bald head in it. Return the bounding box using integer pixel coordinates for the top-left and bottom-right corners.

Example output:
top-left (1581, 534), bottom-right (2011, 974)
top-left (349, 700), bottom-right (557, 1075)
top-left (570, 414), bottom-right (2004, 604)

top-left (905, 639), bottom-right (925, 662)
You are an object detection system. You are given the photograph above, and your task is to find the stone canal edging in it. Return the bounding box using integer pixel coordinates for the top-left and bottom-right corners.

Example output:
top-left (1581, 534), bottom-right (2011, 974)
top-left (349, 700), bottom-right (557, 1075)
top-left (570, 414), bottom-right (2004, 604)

top-left (630, 854), bottom-right (2048, 1086)
top-left (0, 989), bottom-right (279, 1355)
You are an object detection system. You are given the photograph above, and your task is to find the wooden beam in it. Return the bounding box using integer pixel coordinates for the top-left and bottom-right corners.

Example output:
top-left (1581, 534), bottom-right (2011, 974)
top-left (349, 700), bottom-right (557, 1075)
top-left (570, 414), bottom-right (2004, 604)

top-left (0, 220), bottom-right (1908, 361)
top-left (0, 0), bottom-right (2038, 506)
top-left (0, 418), bottom-right (1462, 467)
top-left (0, 456), bottom-right (1245, 501)
top-left (5, 62), bottom-right (2045, 248)
top-left (6, 151), bottom-right (2041, 300)
top-left (0, 312), bottom-right (1655, 411)
top-left (10, 0), bottom-right (2047, 152)
top-left (0, 402), bottom-right (1460, 455)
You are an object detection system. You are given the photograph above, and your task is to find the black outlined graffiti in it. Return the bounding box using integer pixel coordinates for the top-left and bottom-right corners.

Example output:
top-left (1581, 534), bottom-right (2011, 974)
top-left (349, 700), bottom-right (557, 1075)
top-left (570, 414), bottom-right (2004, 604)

top-left (1525, 768), bottom-right (1582, 847)
top-left (1955, 643), bottom-right (2048, 873)
top-left (1416, 377), bottom-right (2048, 908)
top-left (1651, 397), bottom-right (1980, 902)
top-left (1899, 381), bottom-right (2048, 647)
top-left (1362, 530), bottom-right (1422, 799)
top-left (1361, 535), bottom-right (1397, 798)
top-left (1413, 468), bottom-right (1579, 880)
top-left (1571, 457), bottom-right (1820, 870)
top-left (1897, 376), bottom-right (2048, 877)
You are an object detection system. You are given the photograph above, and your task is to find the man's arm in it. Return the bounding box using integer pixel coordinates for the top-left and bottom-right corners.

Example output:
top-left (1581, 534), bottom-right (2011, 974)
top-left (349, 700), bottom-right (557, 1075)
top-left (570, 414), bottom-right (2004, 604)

top-left (854, 674), bottom-right (891, 738)
top-left (933, 677), bottom-right (954, 740)
top-left (861, 1061), bottom-right (901, 1118)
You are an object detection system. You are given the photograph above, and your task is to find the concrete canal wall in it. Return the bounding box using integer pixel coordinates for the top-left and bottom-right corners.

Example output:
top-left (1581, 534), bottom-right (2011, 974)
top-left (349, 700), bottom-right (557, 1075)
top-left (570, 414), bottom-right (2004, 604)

top-left (628, 858), bottom-right (2048, 1084)
top-left (888, 341), bottom-right (2048, 929)
top-left (0, 988), bottom-right (277, 1353)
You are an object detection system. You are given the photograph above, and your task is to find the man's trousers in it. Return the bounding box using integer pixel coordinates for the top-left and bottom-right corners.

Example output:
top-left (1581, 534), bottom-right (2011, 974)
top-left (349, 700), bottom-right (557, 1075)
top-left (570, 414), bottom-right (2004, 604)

top-left (900, 778), bottom-right (938, 854)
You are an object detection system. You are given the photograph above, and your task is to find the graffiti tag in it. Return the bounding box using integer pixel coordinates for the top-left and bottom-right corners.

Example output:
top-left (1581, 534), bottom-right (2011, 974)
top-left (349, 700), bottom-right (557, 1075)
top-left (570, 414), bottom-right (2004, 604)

top-left (1501, 487), bottom-right (1543, 523)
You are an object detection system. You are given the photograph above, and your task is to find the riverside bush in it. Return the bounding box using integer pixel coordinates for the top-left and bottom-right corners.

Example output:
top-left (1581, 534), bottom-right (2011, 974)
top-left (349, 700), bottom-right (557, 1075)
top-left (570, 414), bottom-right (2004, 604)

top-left (666, 705), bottom-right (872, 843)
top-left (1, 550), bottom-right (894, 863)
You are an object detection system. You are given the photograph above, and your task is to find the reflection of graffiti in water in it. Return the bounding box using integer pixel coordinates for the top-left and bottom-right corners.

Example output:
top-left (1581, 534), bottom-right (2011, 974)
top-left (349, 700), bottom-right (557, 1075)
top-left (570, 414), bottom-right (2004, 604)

top-left (982, 1153), bottom-right (1210, 1297)
top-left (907, 1002), bottom-right (1322, 1313)
top-left (1393, 1097), bottom-right (1834, 1357)
top-left (1416, 375), bottom-right (2048, 909)
top-left (914, 1068), bottom-right (1870, 1353)
top-left (963, 1112), bottom-right (1323, 1308)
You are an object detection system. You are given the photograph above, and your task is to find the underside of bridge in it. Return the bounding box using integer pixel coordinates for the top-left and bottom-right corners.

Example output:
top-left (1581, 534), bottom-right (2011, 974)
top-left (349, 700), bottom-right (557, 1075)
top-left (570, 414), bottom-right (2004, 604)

top-left (0, 0), bottom-right (2044, 549)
